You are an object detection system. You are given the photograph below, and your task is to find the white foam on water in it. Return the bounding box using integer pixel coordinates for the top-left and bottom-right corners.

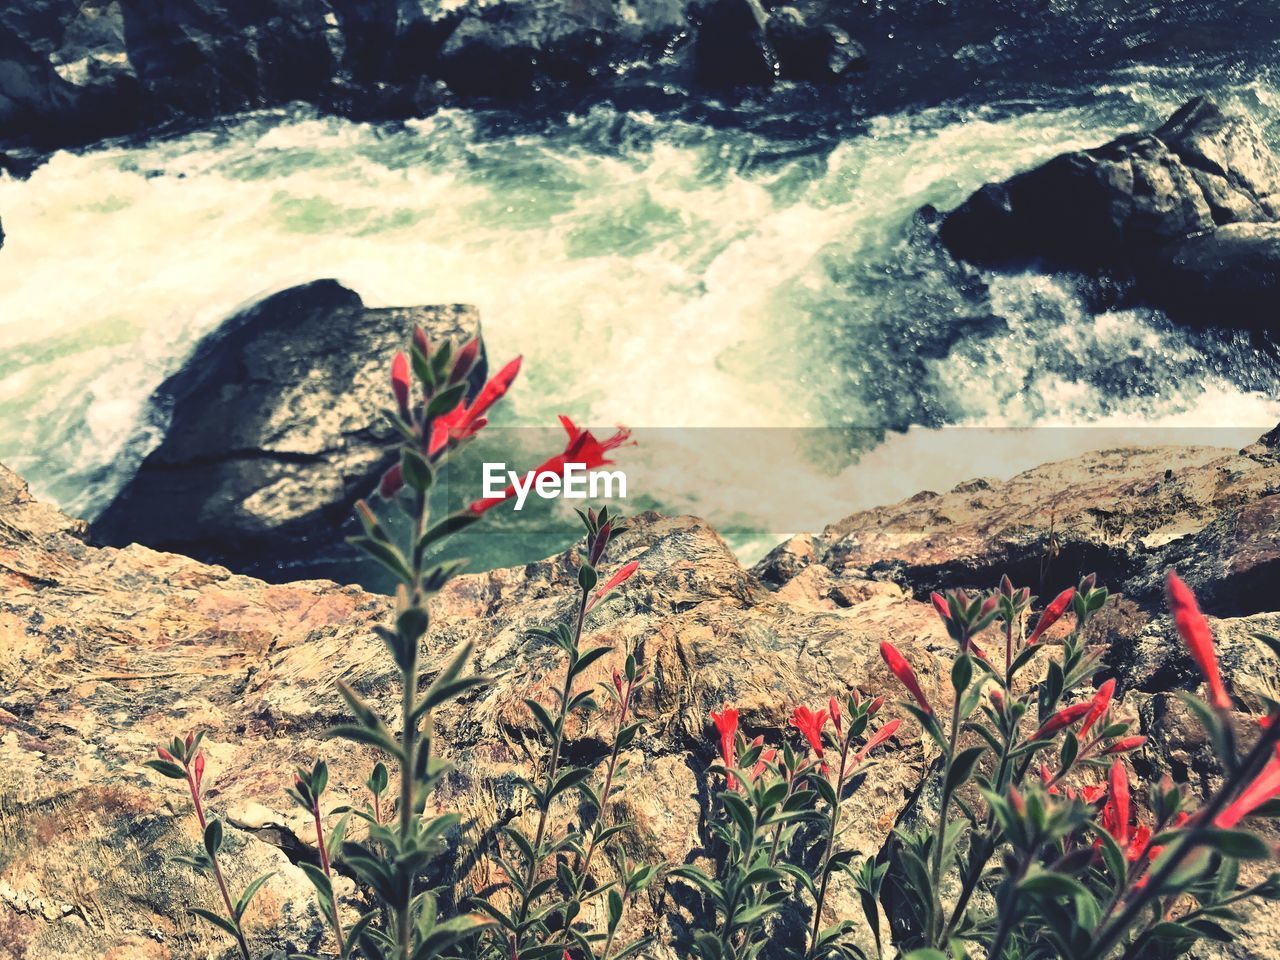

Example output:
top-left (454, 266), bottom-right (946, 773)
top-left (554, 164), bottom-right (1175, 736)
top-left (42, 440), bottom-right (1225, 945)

top-left (0, 83), bottom-right (1277, 559)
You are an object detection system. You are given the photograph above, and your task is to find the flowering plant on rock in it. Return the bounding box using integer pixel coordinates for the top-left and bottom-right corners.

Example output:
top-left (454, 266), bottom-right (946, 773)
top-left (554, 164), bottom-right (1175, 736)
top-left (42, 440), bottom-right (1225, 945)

top-left (142, 333), bottom-right (1280, 960)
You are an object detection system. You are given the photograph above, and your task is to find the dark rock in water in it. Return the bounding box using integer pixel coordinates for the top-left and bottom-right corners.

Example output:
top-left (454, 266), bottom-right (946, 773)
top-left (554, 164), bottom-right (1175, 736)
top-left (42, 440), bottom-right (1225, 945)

top-left (92, 279), bottom-right (484, 574)
top-left (1148, 223), bottom-right (1280, 328)
top-left (767, 6), bottom-right (866, 82)
top-left (937, 97), bottom-right (1280, 329)
top-left (693, 0), bottom-right (777, 88)
top-left (0, 0), bottom-right (693, 156)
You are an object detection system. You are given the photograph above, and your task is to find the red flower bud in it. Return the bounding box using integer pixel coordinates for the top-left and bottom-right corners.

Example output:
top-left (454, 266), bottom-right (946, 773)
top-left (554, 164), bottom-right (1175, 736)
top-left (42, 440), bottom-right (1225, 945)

top-left (193, 752), bottom-right (205, 787)
top-left (157, 747), bottom-right (175, 763)
top-left (879, 641), bottom-right (932, 715)
top-left (1216, 744), bottom-right (1280, 828)
top-left (930, 591), bottom-right (951, 621)
top-left (185, 731), bottom-right (195, 750)
top-left (1026, 587), bottom-right (1075, 645)
top-left (1167, 571), bottom-right (1231, 711)
top-left (854, 718), bottom-right (901, 764)
top-left (1079, 678), bottom-right (1115, 739)
top-left (413, 326), bottom-right (430, 358)
top-left (1107, 759), bottom-right (1130, 846)
top-left (1009, 785), bottom-right (1026, 815)
top-left (391, 351), bottom-right (412, 418)
top-left (866, 695), bottom-right (885, 717)
top-left (1031, 701), bottom-right (1092, 740)
top-left (586, 561), bottom-right (639, 612)
top-left (1102, 735), bottom-right (1147, 755)
top-left (450, 337), bottom-right (481, 385)
top-left (379, 463), bottom-right (404, 499)
top-left (829, 696), bottom-right (842, 733)
top-left (613, 668), bottom-right (623, 696)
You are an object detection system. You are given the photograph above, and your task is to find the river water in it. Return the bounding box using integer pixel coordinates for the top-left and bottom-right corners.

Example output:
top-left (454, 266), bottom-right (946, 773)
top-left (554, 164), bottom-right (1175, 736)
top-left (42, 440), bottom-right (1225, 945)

top-left (2, 28), bottom-right (1280, 571)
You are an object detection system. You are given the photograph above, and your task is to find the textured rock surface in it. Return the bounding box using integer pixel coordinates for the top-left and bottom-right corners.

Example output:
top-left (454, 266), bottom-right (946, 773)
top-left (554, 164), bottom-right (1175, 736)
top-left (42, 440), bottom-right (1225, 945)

top-left (937, 97), bottom-right (1280, 328)
top-left (5, 427), bottom-right (1280, 957)
top-left (754, 434), bottom-right (1280, 615)
top-left (91, 280), bottom-right (484, 575)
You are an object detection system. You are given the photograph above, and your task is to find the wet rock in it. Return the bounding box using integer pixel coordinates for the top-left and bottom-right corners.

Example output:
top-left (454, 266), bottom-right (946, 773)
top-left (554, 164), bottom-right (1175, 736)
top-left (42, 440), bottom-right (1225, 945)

top-left (693, 0), bottom-right (776, 88)
top-left (91, 280), bottom-right (484, 575)
top-left (767, 6), bottom-right (866, 82)
top-left (937, 97), bottom-right (1280, 328)
top-left (1149, 222), bottom-right (1280, 328)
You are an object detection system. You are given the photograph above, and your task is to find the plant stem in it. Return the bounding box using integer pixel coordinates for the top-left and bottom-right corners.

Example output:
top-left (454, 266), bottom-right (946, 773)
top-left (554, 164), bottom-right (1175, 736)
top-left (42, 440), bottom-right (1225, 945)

top-left (314, 803), bottom-right (347, 955)
top-left (930, 688), bottom-right (963, 946)
top-left (578, 672), bottom-right (634, 883)
top-left (985, 852), bottom-right (1030, 960)
top-left (513, 589), bottom-right (590, 953)
top-left (397, 486), bottom-right (430, 960)
top-left (187, 772), bottom-right (252, 960)
top-left (806, 734), bottom-right (853, 959)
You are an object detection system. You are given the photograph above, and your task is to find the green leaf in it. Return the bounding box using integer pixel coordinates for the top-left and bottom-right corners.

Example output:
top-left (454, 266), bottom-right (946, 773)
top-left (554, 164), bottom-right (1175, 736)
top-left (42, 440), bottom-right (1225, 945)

top-left (944, 746), bottom-right (987, 794)
top-left (190, 907), bottom-right (240, 939)
top-left (952, 654), bottom-right (973, 696)
top-left (425, 381), bottom-right (466, 418)
top-left (547, 767), bottom-right (593, 802)
top-left (144, 759), bottom-right (189, 780)
top-left (348, 536), bottom-right (414, 584)
top-left (400, 448), bottom-right (433, 492)
top-left (418, 512), bottom-right (480, 552)
top-left (1199, 828), bottom-right (1274, 860)
top-left (571, 644), bottom-right (613, 680)
top-left (203, 818), bottom-right (223, 857)
top-left (324, 724), bottom-right (404, 760)
top-left (901, 951), bottom-right (948, 960)
top-left (235, 872), bottom-right (274, 919)
top-left (524, 699), bottom-right (558, 739)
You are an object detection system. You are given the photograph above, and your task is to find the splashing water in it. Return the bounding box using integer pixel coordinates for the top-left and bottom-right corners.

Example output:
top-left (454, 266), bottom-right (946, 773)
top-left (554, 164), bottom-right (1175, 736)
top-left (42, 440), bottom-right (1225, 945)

top-left (1, 69), bottom-right (1279, 568)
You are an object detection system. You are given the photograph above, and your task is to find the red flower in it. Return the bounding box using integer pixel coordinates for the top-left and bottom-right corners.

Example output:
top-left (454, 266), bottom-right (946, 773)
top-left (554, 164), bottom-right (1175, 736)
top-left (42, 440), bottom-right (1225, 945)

top-left (1031, 701), bottom-right (1092, 741)
top-left (880, 641), bottom-right (932, 715)
top-left (1216, 745), bottom-right (1280, 828)
top-left (854, 718), bottom-right (902, 764)
top-left (791, 706), bottom-right (829, 758)
top-left (711, 707), bottom-right (739, 787)
top-left (1101, 735), bottom-right (1146, 755)
top-left (1026, 587), bottom-right (1075, 645)
top-left (1079, 678), bottom-right (1115, 739)
top-left (468, 416), bottom-right (631, 514)
top-left (391, 351), bottom-right (412, 418)
top-left (1081, 783), bottom-right (1107, 805)
top-left (1167, 571), bottom-right (1231, 711)
top-left (585, 561), bottom-right (639, 612)
top-left (428, 356), bottom-right (523, 455)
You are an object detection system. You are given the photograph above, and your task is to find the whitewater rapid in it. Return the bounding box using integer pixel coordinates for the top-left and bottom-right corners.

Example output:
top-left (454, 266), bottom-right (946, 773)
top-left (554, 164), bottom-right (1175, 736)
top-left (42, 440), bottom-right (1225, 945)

top-left (2, 69), bottom-right (1279, 568)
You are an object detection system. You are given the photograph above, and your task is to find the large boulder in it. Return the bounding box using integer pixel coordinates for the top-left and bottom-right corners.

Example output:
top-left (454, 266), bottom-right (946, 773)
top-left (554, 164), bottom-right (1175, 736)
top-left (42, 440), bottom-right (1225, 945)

top-left (766, 6), bottom-right (866, 83)
top-left (937, 97), bottom-right (1280, 328)
top-left (91, 280), bottom-right (484, 575)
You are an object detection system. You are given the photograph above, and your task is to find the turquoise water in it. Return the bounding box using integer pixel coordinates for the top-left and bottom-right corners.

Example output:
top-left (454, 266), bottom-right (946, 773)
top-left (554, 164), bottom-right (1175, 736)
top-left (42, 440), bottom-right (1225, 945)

top-left (2, 69), bottom-right (1279, 569)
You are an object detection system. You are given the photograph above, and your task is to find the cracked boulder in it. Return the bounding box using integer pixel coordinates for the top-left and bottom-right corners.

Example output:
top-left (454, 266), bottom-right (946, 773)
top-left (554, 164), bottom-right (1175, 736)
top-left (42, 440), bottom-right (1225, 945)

top-left (91, 279), bottom-right (484, 577)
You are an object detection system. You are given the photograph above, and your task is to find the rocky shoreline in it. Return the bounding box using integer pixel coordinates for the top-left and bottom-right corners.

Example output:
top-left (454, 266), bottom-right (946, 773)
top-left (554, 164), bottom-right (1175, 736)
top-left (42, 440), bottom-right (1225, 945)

top-left (2, 422), bottom-right (1279, 958)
